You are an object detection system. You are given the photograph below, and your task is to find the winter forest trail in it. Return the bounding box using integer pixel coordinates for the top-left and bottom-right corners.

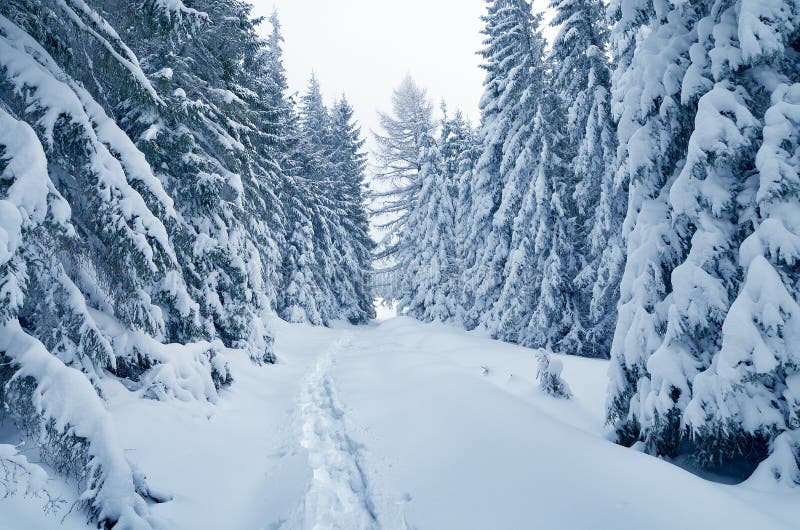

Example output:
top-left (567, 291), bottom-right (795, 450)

top-left (4, 318), bottom-right (800, 530)
top-left (288, 333), bottom-right (379, 529)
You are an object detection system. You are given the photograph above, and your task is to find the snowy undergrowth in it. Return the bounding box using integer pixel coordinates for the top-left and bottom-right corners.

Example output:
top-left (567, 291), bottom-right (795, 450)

top-left (0, 320), bottom-right (160, 529)
top-left (3, 316), bottom-right (798, 530)
top-left (0, 444), bottom-right (46, 498)
top-left (89, 310), bottom-right (232, 402)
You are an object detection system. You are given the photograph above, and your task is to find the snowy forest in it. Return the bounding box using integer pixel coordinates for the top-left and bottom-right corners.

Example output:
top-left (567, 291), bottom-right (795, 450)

top-left (376, 0), bottom-right (800, 489)
top-left (1, 0), bottom-right (800, 529)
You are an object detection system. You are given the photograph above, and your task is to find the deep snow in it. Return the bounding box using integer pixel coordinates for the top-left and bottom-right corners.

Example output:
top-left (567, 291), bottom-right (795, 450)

top-left (2, 316), bottom-right (799, 529)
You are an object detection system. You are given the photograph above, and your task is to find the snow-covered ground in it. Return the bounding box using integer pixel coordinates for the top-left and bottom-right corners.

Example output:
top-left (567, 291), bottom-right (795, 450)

top-left (2, 316), bottom-right (799, 529)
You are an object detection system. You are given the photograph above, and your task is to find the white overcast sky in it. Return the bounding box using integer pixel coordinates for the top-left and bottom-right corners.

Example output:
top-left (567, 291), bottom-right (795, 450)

top-left (248, 1), bottom-right (554, 152)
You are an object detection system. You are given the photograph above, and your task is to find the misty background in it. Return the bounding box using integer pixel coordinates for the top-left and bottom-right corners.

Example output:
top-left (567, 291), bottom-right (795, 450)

top-left (249, 0), bottom-right (487, 150)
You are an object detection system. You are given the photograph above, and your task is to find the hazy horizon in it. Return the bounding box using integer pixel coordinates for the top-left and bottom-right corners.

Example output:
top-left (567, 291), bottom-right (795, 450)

top-left (248, 0), bottom-right (488, 148)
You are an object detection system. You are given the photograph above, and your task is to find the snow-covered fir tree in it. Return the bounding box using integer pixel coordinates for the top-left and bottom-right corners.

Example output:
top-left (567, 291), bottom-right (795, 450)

top-left (451, 116), bottom-right (483, 325)
top-left (261, 10), bottom-right (302, 181)
top-left (125, 0), bottom-right (284, 363)
top-left (0, 3), bottom-right (220, 525)
top-left (641, 0), bottom-right (757, 457)
top-left (678, 0), bottom-right (800, 475)
top-left (487, 94), bottom-right (562, 346)
top-left (294, 75), bottom-right (339, 324)
top-left (604, 0), bottom-right (699, 448)
top-left (519, 89), bottom-right (582, 353)
top-left (549, 0), bottom-right (619, 358)
top-left (395, 109), bottom-right (465, 321)
top-left (606, 0), bottom-right (800, 477)
top-left (460, 0), bottom-right (545, 332)
top-left (329, 95), bottom-right (377, 323)
top-left (287, 76), bottom-right (375, 325)
top-left (298, 74), bottom-right (333, 183)
top-left (280, 194), bottom-right (323, 325)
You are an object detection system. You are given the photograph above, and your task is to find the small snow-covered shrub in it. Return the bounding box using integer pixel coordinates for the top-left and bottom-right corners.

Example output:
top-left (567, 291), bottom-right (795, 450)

top-left (136, 343), bottom-right (232, 402)
top-left (3, 374), bottom-right (90, 482)
top-left (0, 444), bottom-right (45, 494)
top-left (536, 351), bottom-right (571, 399)
top-left (0, 444), bottom-right (54, 504)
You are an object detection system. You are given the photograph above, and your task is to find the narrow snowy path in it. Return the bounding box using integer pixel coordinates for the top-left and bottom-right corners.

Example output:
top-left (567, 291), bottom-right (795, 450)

top-left (286, 333), bottom-right (378, 529)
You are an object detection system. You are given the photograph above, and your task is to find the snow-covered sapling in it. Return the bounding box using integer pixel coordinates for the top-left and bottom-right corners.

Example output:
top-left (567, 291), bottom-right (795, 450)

top-left (0, 444), bottom-right (47, 499)
top-left (536, 351), bottom-right (571, 399)
top-left (0, 444), bottom-right (66, 514)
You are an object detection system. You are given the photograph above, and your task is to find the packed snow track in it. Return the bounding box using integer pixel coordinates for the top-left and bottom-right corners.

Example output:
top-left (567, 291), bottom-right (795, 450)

top-left (289, 333), bottom-right (378, 529)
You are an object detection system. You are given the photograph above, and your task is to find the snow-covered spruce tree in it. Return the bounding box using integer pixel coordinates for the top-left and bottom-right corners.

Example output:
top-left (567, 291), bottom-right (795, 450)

top-left (328, 95), bottom-right (376, 323)
top-left (536, 351), bottom-right (572, 399)
top-left (440, 108), bottom-right (478, 323)
top-left (298, 74), bottom-right (333, 184)
top-left (605, 0), bottom-right (700, 447)
top-left (280, 192), bottom-right (323, 325)
top-left (260, 10), bottom-right (307, 187)
top-left (396, 112), bottom-right (461, 321)
top-left (517, 88), bottom-right (582, 352)
top-left (443, 108), bottom-right (478, 312)
top-left (2, 0), bottom-right (209, 360)
top-left (288, 77), bottom-right (375, 325)
top-left (0, 105), bottom-right (162, 530)
top-left (549, 0), bottom-right (619, 358)
top-left (676, 1), bottom-right (800, 477)
top-left (478, 11), bottom-right (585, 352)
top-left (263, 9), bottom-right (292, 138)
top-left (439, 108), bottom-right (476, 192)
top-left (485, 68), bottom-right (550, 344)
top-left (451, 116), bottom-right (482, 325)
top-left (639, 2), bottom-right (761, 458)
top-left (255, 19), bottom-right (324, 326)
top-left (289, 75), bottom-right (337, 324)
top-left (124, 0), bottom-right (282, 363)
top-left (31, 0), bottom-right (284, 365)
top-left (460, 0), bottom-right (544, 332)
top-left (372, 75), bottom-right (436, 300)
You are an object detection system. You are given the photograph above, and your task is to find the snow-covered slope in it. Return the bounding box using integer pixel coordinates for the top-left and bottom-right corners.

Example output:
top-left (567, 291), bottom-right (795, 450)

top-left (2, 317), bottom-right (798, 529)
